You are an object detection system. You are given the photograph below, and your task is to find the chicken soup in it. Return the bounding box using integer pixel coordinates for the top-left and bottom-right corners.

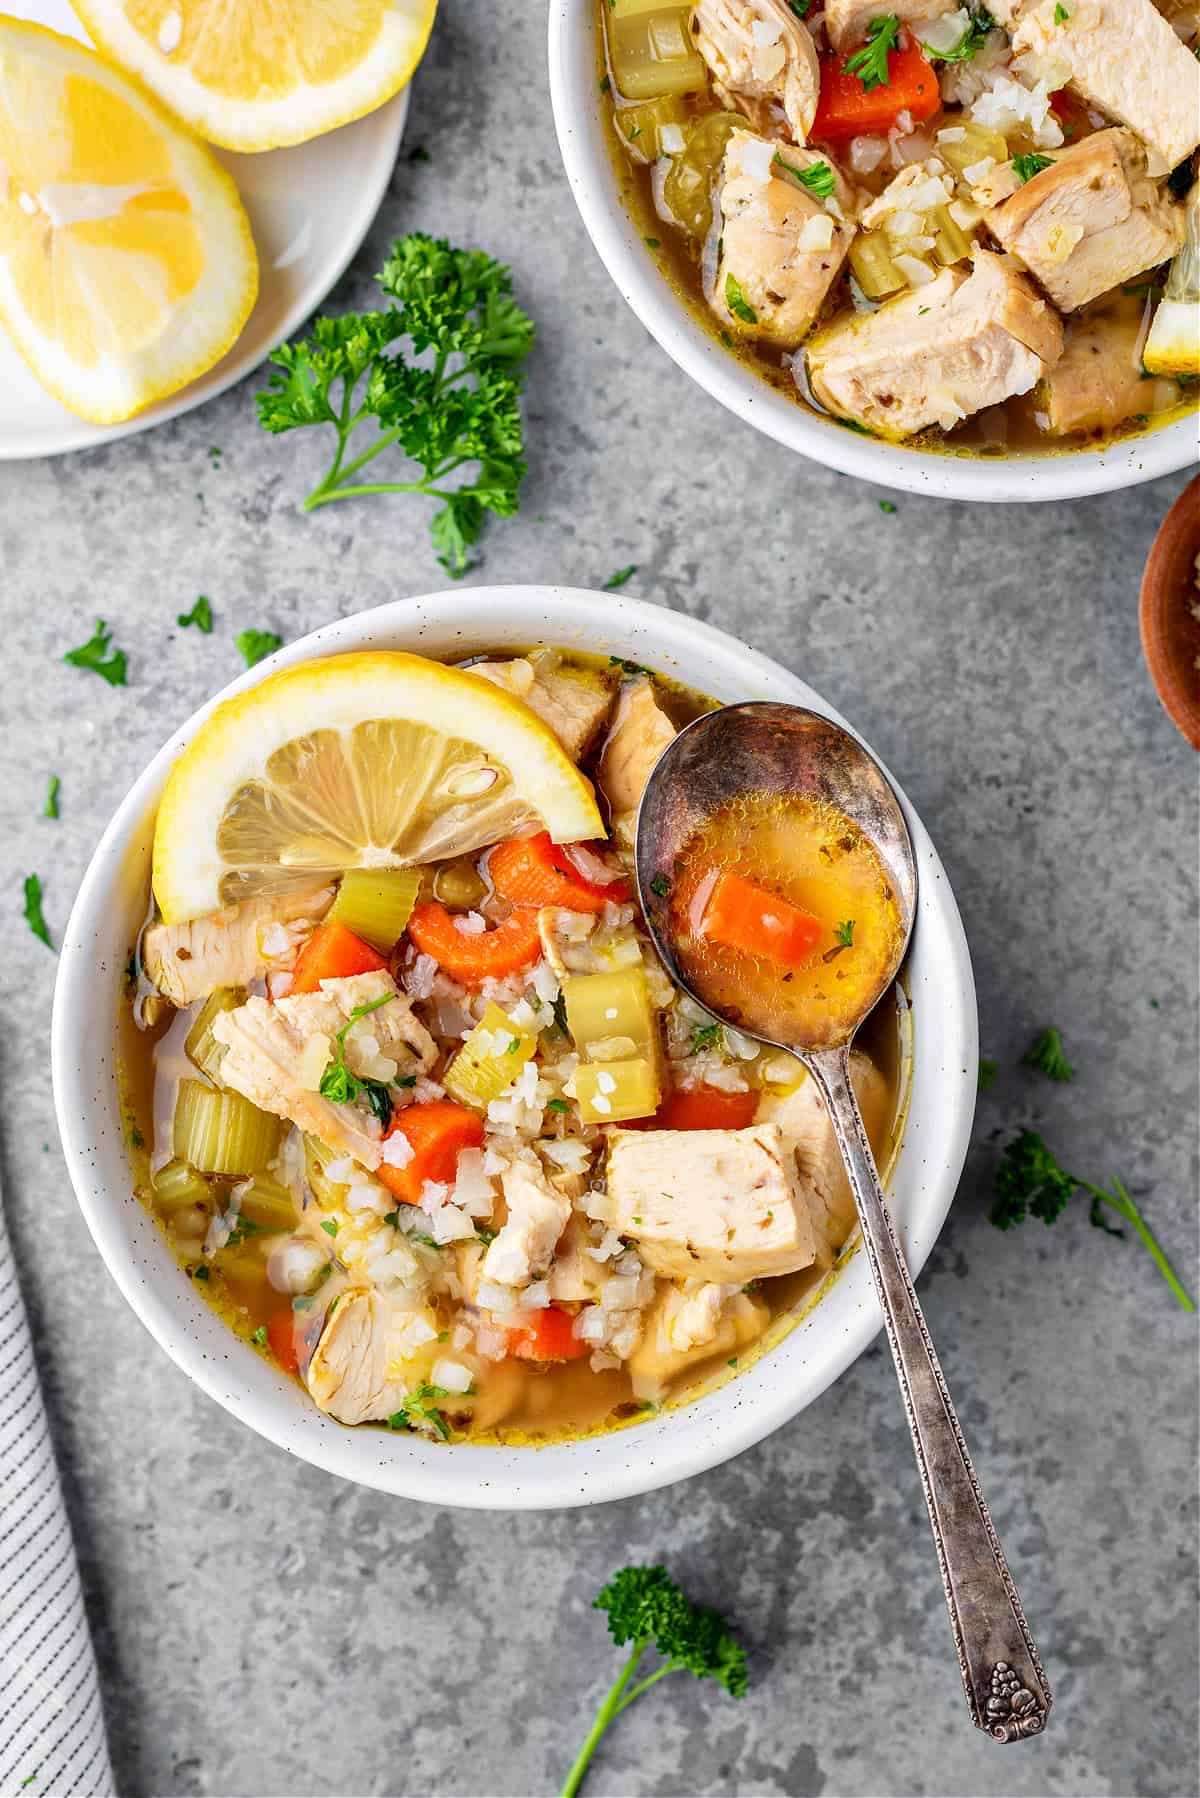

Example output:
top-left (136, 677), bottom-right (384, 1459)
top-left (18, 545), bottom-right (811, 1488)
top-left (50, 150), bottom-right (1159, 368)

top-left (122, 649), bottom-right (907, 1445)
top-left (598, 0), bottom-right (1200, 452)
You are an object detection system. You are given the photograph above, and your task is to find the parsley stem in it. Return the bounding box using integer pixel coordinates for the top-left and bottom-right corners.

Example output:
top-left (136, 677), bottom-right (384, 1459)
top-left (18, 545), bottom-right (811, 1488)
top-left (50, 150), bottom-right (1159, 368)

top-left (1083, 1175), bottom-right (1195, 1312)
top-left (615, 1661), bottom-right (678, 1712)
top-left (559, 1640), bottom-right (647, 1798)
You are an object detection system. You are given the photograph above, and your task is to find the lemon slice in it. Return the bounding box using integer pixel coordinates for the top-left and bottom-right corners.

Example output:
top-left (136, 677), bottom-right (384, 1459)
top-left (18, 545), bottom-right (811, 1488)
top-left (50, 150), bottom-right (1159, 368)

top-left (0, 18), bottom-right (256, 424)
top-left (72, 0), bottom-right (438, 153)
top-left (152, 652), bottom-right (606, 923)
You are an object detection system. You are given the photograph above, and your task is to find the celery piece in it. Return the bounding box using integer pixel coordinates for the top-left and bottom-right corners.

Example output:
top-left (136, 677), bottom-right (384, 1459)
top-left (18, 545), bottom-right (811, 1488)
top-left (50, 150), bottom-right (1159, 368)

top-left (663, 112), bottom-right (743, 237)
top-left (932, 205), bottom-right (972, 267)
top-left (571, 1058), bottom-right (661, 1125)
top-left (152, 1157), bottom-right (217, 1213)
top-left (444, 1003), bottom-right (537, 1110)
top-left (327, 867), bottom-right (423, 951)
top-left (563, 968), bottom-right (658, 1063)
top-left (236, 1173), bottom-right (297, 1232)
top-left (934, 122), bottom-right (1007, 179)
top-left (184, 987), bottom-right (246, 1086)
top-left (614, 93), bottom-right (690, 163)
top-left (607, 3), bottom-right (706, 99)
top-left (174, 1079), bottom-right (281, 1177)
top-left (304, 1133), bottom-right (349, 1210)
top-left (848, 232), bottom-right (905, 300)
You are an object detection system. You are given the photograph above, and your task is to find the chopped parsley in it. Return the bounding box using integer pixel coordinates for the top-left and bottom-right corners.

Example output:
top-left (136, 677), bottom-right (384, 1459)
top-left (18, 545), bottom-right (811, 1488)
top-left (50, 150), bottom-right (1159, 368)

top-left (724, 273), bottom-right (758, 324)
top-left (977, 1058), bottom-right (999, 1092)
top-left (43, 774), bottom-right (60, 820)
top-left (773, 153), bottom-right (836, 199)
top-left (923, 4), bottom-right (995, 60)
top-left (991, 1130), bottom-right (1194, 1311)
top-left (177, 595), bottom-right (213, 632)
top-left (388, 1381), bottom-right (452, 1440)
top-left (208, 446), bottom-right (223, 464)
top-left (835, 919), bottom-right (856, 946)
top-left (788, 0), bottom-right (810, 13)
top-left (1022, 1026), bottom-right (1074, 1082)
top-left (644, 236), bottom-right (661, 249)
top-left (190, 1265), bottom-right (211, 1282)
top-left (475, 1225), bottom-right (498, 1244)
top-left (23, 874), bottom-right (53, 950)
top-left (320, 1219), bottom-right (339, 1237)
top-left (1012, 153), bottom-right (1053, 183)
top-left (547, 1098), bottom-right (571, 1114)
top-left (251, 1324), bottom-right (268, 1346)
top-left (649, 871), bottom-right (672, 898)
top-left (552, 991), bottom-right (570, 1036)
top-left (1053, 2), bottom-right (1069, 19)
top-left (603, 565), bottom-right (638, 590)
top-left (234, 628), bottom-right (283, 669)
top-left (845, 15), bottom-right (901, 90)
top-left (692, 1021), bottom-right (721, 1053)
top-left (64, 617), bottom-right (127, 686)
top-left (878, 499), bottom-right (897, 514)
top-left (318, 991), bottom-right (398, 1125)
top-left (609, 654), bottom-right (654, 675)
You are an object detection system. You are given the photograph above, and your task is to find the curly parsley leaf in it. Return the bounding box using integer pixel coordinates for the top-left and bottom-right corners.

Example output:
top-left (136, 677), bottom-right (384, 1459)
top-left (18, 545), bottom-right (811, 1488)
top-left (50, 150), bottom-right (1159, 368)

top-left (318, 991), bottom-right (398, 1127)
top-left (23, 874), bottom-right (54, 950)
top-left (256, 233), bottom-right (535, 577)
top-left (845, 15), bottom-right (902, 90)
top-left (178, 595), bottom-right (213, 633)
top-left (990, 1129), bottom-right (1193, 1311)
top-left (234, 629), bottom-right (283, 669)
top-left (64, 618), bottom-right (127, 687)
top-left (1021, 1026), bottom-right (1074, 1082)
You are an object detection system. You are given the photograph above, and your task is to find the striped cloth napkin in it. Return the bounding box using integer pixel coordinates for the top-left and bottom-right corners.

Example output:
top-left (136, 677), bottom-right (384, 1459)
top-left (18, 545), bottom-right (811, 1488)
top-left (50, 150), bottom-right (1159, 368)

top-left (0, 1182), bottom-right (114, 1798)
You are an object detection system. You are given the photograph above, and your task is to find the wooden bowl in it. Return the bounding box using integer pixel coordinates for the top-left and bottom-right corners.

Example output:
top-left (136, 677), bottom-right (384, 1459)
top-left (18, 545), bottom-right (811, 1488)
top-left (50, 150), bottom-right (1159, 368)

top-left (1140, 474), bottom-right (1200, 751)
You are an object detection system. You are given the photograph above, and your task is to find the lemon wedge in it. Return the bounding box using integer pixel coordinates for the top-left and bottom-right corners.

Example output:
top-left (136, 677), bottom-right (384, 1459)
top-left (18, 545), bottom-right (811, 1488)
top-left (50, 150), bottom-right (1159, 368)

top-left (72, 0), bottom-right (438, 153)
top-left (152, 652), bottom-right (606, 924)
top-left (0, 18), bottom-right (257, 424)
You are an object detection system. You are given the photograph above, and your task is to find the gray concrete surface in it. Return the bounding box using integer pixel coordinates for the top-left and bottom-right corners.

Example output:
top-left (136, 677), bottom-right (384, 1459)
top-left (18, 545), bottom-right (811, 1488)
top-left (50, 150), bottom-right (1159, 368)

top-left (2, 4), bottom-right (1198, 1795)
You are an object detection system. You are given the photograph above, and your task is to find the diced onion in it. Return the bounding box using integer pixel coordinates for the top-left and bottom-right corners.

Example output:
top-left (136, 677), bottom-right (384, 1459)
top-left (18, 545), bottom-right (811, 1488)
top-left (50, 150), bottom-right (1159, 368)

top-left (799, 213), bottom-right (835, 251)
top-left (894, 252), bottom-right (937, 286)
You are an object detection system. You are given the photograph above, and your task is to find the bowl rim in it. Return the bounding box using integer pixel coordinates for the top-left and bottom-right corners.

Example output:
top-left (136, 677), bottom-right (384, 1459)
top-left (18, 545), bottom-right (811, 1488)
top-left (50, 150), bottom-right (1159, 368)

top-left (547, 0), bottom-right (1196, 504)
top-left (51, 586), bottom-right (978, 1509)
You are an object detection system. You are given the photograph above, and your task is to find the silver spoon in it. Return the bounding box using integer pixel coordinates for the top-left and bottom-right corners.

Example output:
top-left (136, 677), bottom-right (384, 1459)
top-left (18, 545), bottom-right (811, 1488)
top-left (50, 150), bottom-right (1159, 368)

top-left (636, 701), bottom-right (1051, 1743)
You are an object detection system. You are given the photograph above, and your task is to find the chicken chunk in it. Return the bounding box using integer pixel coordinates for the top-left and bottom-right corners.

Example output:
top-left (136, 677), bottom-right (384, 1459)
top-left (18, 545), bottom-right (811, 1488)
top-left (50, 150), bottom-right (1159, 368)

top-left (606, 1121), bottom-right (821, 1282)
top-left (755, 1052), bottom-right (891, 1256)
top-left (627, 1286), bottom-right (769, 1399)
top-left (692, 0), bottom-right (820, 142)
top-left (712, 131), bottom-right (856, 347)
top-left (1012, 0), bottom-right (1200, 173)
top-left (212, 972), bottom-right (436, 1170)
top-left (597, 677), bottom-right (676, 847)
top-left (305, 1289), bottom-right (443, 1426)
top-left (1041, 303), bottom-right (1159, 434)
top-left (986, 130), bottom-right (1184, 314)
top-left (470, 658), bottom-right (614, 763)
top-left (142, 883), bottom-right (333, 1006)
top-left (825, 0), bottom-right (958, 51)
top-left (805, 250), bottom-right (1063, 437)
top-left (480, 1158), bottom-right (571, 1289)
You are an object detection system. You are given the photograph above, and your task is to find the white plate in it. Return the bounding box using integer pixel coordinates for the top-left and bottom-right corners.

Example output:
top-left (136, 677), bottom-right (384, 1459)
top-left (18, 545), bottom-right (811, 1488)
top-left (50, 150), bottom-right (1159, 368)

top-left (0, 0), bottom-right (409, 460)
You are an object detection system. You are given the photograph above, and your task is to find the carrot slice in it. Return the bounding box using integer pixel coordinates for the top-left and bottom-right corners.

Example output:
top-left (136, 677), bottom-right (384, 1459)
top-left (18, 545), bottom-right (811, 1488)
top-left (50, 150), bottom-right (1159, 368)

top-left (488, 831), bottom-right (629, 914)
top-left (812, 43), bottom-right (940, 141)
top-left (266, 1309), bottom-right (299, 1373)
top-left (508, 1306), bottom-right (590, 1362)
top-left (378, 1099), bottom-right (485, 1204)
top-left (289, 920), bottom-right (388, 995)
top-left (652, 1087), bottom-right (759, 1131)
top-left (698, 870), bottom-right (823, 970)
top-left (407, 901), bottom-right (543, 985)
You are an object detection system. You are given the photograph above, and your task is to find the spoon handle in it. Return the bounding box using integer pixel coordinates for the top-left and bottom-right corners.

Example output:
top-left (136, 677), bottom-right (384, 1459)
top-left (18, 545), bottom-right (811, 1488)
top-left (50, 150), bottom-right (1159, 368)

top-left (805, 1046), bottom-right (1051, 1742)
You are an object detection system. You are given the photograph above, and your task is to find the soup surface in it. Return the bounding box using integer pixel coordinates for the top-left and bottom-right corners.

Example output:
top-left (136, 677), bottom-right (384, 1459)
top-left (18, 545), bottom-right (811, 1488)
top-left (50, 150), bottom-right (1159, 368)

top-left (122, 649), bottom-right (906, 1445)
top-left (597, 0), bottom-right (1199, 454)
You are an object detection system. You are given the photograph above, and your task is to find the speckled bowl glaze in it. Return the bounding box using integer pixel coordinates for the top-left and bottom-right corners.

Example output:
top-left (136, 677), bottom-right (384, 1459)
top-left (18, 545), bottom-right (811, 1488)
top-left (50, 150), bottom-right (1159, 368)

top-left (548, 2), bottom-right (1196, 504)
top-left (52, 588), bottom-right (977, 1509)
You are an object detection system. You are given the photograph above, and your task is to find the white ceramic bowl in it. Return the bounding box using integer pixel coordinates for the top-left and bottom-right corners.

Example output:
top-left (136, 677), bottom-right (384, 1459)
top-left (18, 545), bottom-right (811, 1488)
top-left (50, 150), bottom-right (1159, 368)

top-left (52, 587), bottom-right (977, 1509)
top-left (548, 1), bottom-right (1196, 503)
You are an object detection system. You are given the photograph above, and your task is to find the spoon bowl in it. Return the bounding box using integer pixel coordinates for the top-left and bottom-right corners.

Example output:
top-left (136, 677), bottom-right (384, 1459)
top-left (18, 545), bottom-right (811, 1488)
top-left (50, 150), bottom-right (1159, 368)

top-left (635, 702), bottom-right (917, 1051)
top-left (636, 700), bottom-right (1051, 1744)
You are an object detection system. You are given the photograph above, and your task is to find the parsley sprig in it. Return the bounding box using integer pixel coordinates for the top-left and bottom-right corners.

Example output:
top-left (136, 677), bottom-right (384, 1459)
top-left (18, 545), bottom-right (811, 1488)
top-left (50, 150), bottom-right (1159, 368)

top-left (845, 15), bottom-right (901, 90)
top-left (318, 992), bottom-right (399, 1128)
top-left (257, 234), bottom-right (535, 577)
top-left (560, 1566), bottom-right (747, 1798)
top-left (64, 618), bottom-right (127, 686)
top-left (1022, 1026), bottom-right (1073, 1082)
top-left (990, 1130), bottom-right (1194, 1312)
